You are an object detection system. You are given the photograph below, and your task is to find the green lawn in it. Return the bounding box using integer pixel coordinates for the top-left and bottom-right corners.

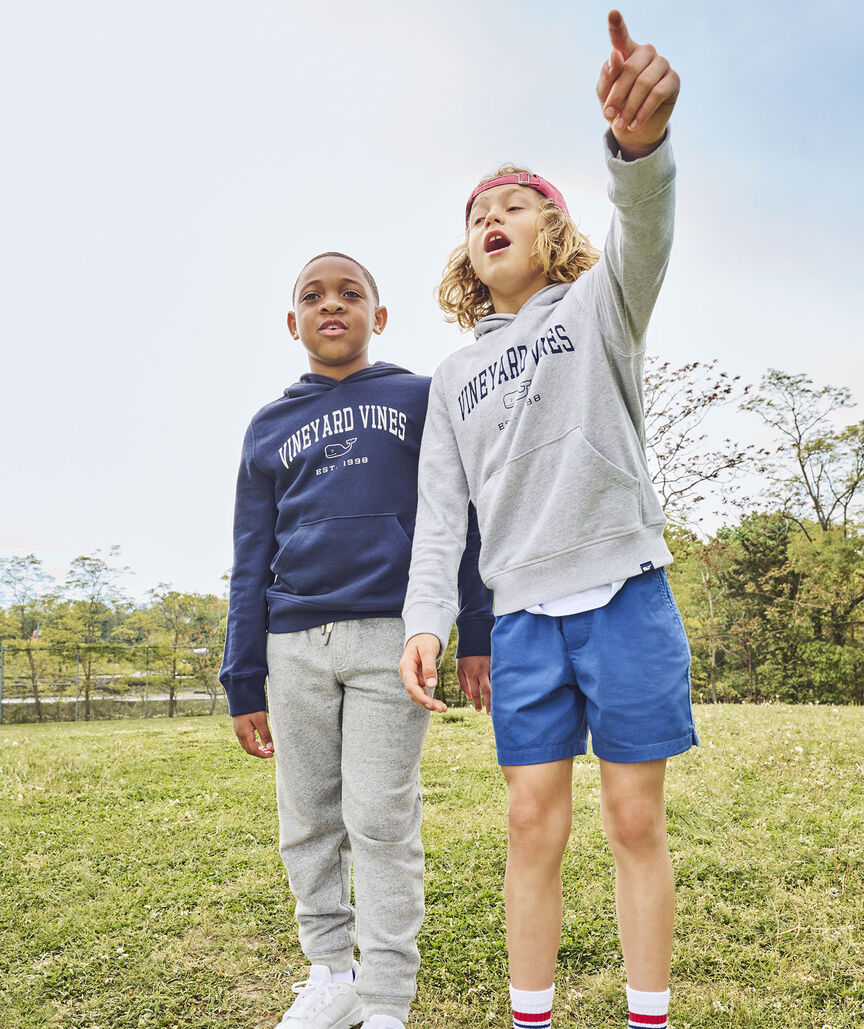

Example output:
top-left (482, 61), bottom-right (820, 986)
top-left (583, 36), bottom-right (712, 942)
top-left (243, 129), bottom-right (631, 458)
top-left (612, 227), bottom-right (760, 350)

top-left (1, 705), bottom-right (862, 1028)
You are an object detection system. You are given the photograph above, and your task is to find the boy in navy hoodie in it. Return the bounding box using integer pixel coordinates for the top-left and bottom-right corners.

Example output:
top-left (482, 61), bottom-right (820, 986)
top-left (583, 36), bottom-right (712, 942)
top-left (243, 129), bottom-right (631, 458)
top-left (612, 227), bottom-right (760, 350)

top-left (219, 252), bottom-right (492, 1029)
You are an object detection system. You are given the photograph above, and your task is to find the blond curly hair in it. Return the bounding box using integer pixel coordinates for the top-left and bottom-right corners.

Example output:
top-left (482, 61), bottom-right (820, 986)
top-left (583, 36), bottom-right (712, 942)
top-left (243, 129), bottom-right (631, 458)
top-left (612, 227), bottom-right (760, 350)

top-left (437, 165), bottom-right (601, 331)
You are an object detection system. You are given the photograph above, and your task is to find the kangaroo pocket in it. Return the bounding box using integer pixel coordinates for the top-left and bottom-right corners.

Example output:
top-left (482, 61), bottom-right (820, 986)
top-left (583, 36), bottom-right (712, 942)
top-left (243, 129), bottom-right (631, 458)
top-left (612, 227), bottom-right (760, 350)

top-left (476, 425), bottom-right (643, 579)
top-left (268, 514), bottom-right (412, 610)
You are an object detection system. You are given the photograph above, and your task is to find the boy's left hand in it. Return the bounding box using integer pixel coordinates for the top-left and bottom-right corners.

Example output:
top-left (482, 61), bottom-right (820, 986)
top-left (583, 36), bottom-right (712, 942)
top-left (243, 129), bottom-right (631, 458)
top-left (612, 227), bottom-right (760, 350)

top-left (456, 656), bottom-right (492, 714)
top-left (597, 9), bottom-right (679, 159)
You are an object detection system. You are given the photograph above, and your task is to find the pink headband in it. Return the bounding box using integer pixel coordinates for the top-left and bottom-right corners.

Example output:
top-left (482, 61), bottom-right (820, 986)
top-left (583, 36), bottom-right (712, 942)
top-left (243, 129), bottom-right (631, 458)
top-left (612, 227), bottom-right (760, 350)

top-left (465, 172), bottom-right (570, 224)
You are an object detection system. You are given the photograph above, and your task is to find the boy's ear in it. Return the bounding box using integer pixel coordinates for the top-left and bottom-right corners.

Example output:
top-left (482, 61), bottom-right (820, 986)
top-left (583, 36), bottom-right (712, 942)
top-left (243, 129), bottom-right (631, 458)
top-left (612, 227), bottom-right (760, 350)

top-left (286, 311), bottom-right (299, 339)
top-left (373, 306), bottom-right (388, 335)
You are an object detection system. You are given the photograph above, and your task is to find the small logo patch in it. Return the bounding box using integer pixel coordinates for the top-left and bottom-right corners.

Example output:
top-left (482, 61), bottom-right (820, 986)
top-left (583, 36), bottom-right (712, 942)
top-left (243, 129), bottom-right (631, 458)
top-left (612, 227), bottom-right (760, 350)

top-left (640, 561), bottom-right (654, 573)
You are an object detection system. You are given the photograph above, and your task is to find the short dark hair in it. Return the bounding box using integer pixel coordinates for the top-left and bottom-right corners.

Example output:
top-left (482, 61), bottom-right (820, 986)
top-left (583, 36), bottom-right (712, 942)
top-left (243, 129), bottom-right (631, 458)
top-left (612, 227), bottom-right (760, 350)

top-left (292, 251), bottom-right (380, 306)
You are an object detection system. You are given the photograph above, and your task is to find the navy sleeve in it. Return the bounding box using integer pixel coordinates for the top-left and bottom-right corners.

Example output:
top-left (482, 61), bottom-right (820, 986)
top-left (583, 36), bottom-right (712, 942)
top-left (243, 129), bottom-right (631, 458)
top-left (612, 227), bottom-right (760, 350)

top-left (218, 421), bottom-right (279, 716)
top-left (454, 503), bottom-right (494, 657)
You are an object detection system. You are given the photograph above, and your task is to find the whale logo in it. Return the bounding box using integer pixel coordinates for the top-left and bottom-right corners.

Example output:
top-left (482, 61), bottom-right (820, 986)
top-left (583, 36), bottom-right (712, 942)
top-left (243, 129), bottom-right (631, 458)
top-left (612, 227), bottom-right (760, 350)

top-left (503, 381), bottom-right (532, 409)
top-left (324, 437), bottom-right (358, 459)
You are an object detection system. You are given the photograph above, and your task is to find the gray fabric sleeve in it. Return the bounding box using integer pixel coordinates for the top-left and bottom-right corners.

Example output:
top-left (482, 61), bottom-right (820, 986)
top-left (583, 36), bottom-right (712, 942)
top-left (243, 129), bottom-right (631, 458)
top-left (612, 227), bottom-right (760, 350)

top-left (581, 129), bottom-right (676, 355)
top-left (402, 370), bottom-right (470, 654)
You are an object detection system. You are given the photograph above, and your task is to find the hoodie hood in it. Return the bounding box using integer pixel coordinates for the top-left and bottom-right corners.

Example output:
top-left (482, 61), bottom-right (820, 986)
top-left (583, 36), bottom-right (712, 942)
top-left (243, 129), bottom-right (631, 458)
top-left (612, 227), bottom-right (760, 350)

top-left (473, 283), bottom-right (571, 341)
top-left (284, 361), bottom-right (413, 399)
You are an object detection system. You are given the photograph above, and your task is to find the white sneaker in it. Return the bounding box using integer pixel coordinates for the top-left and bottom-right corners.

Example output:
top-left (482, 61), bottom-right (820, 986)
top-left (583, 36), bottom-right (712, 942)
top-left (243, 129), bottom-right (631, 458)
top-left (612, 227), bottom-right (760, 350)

top-left (278, 962), bottom-right (363, 1029)
top-left (361, 1017), bottom-right (406, 1029)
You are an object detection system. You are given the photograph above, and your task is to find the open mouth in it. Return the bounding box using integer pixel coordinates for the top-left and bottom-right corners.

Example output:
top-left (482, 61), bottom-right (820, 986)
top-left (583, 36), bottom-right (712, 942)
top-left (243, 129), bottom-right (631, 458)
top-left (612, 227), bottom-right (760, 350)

top-left (484, 231), bottom-right (511, 254)
top-left (319, 319), bottom-right (347, 336)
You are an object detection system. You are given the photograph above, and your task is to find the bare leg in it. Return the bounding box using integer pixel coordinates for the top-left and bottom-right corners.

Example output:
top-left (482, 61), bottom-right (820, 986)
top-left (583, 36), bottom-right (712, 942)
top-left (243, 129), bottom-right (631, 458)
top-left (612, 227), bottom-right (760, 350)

top-left (501, 759), bottom-right (574, 989)
top-left (599, 758), bottom-right (673, 991)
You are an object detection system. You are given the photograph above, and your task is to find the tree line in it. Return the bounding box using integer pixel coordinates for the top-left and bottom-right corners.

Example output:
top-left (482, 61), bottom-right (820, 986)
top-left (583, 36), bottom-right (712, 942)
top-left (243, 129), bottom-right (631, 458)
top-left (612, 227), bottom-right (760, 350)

top-left (2, 363), bottom-right (863, 717)
top-left (0, 549), bottom-right (227, 721)
top-left (657, 365), bottom-right (864, 704)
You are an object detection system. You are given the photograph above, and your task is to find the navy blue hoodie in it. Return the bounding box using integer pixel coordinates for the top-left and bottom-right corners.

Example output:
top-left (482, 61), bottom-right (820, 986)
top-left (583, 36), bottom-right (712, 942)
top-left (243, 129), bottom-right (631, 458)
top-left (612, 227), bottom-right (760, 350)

top-left (219, 362), bottom-right (493, 716)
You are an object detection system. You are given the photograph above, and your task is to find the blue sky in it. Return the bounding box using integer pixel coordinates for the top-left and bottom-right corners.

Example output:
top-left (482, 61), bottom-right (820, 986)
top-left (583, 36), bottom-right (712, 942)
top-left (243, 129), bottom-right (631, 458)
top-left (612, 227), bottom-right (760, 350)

top-left (1, 0), bottom-right (862, 599)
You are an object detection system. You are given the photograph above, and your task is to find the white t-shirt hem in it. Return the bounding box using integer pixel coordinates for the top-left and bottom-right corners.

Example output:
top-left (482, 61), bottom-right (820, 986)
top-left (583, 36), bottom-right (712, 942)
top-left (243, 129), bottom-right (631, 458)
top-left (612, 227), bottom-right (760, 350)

top-left (526, 579), bottom-right (626, 617)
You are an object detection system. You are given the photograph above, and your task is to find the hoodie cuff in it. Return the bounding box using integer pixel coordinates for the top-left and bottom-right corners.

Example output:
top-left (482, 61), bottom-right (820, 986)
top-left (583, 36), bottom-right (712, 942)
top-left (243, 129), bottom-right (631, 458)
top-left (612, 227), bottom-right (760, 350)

top-left (403, 602), bottom-right (455, 658)
top-left (223, 675), bottom-right (268, 717)
top-left (455, 616), bottom-right (494, 658)
top-left (605, 127), bottom-right (675, 207)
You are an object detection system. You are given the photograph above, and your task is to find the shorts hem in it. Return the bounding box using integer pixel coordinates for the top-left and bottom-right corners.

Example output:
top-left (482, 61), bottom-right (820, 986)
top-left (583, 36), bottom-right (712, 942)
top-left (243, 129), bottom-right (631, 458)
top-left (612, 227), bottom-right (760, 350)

top-left (496, 740), bottom-right (588, 766)
top-left (591, 728), bottom-right (699, 764)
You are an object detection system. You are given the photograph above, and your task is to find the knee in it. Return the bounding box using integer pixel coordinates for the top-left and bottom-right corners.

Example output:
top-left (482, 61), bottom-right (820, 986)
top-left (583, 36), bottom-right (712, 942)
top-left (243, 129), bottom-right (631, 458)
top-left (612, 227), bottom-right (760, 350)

top-left (602, 799), bottom-right (666, 856)
top-left (343, 785), bottom-right (422, 844)
top-left (508, 791), bottom-right (571, 855)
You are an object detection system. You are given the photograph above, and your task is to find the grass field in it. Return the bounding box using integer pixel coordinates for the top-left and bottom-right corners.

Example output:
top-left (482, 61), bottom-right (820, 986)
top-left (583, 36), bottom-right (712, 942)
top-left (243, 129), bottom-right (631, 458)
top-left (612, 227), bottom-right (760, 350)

top-left (1, 705), bottom-right (862, 1029)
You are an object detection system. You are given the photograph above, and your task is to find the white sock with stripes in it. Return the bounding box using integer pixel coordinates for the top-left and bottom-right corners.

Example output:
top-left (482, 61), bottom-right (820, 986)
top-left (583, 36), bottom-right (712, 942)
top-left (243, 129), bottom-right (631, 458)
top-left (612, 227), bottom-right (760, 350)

top-left (626, 985), bottom-right (670, 1028)
top-left (510, 984), bottom-right (554, 1029)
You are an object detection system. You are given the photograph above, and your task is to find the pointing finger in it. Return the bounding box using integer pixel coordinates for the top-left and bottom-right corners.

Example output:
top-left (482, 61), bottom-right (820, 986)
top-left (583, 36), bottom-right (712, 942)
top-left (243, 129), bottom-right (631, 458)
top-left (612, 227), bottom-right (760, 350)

top-left (608, 9), bottom-right (637, 58)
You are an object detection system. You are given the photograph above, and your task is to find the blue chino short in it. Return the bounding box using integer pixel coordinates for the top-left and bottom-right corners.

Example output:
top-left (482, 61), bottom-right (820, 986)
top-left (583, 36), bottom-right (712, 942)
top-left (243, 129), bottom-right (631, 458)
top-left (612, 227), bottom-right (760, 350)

top-left (490, 568), bottom-right (698, 766)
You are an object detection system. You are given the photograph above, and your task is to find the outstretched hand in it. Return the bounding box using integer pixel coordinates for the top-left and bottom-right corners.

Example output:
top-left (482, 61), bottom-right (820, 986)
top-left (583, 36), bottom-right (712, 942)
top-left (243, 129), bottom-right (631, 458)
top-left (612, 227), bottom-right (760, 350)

top-left (597, 10), bottom-right (679, 159)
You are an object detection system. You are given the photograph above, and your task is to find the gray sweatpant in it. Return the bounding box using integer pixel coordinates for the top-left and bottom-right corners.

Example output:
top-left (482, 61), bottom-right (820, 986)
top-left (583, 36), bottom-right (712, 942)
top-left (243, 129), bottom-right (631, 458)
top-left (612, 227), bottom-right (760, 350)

top-left (266, 618), bottom-right (430, 1021)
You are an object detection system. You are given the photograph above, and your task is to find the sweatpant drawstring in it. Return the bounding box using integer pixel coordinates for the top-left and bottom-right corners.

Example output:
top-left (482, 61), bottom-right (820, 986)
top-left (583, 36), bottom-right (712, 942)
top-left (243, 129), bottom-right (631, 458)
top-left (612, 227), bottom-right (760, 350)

top-left (321, 622), bottom-right (335, 645)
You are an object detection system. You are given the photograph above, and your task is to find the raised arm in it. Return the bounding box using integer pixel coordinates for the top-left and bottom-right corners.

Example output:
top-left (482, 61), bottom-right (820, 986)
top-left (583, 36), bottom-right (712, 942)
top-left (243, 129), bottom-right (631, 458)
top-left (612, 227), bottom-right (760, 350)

top-left (580, 10), bottom-right (679, 353)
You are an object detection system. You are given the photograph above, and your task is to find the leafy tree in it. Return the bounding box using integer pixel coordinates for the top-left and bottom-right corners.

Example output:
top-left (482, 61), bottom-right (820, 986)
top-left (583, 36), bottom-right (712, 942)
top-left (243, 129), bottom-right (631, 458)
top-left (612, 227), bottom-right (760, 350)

top-left (0, 608), bottom-right (15, 644)
top-left (666, 528), bottom-right (729, 703)
top-left (739, 371), bottom-right (864, 701)
top-left (51, 547), bottom-right (128, 720)
top-left (147, 586), bottom-right (192, 717)
top-left (434, 627), bottom-right (460, 708)
top-left (186, 594), bottom-right (228, 714)
top-left (787, 526), bottom-right (864, 704)
top-left (147, 587), bottom-right (226, 716)
top-left (715, 513), bottom-right (810, 701)
top-left (0, 554), bottom-right (56, 720)
top-left (742, 369), bottom-right (864, 535)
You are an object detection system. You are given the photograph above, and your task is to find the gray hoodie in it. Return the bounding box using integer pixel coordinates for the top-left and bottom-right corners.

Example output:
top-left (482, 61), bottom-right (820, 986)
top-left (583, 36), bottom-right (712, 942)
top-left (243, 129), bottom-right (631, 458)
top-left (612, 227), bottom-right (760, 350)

top-left (404, 132), bottom-right (676, 652)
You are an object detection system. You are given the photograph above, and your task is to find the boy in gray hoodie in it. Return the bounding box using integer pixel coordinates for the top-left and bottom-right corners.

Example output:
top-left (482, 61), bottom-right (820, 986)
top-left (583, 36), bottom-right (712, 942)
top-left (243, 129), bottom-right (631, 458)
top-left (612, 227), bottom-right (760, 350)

top-left (400, 11), bottom-right (695, 1029)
